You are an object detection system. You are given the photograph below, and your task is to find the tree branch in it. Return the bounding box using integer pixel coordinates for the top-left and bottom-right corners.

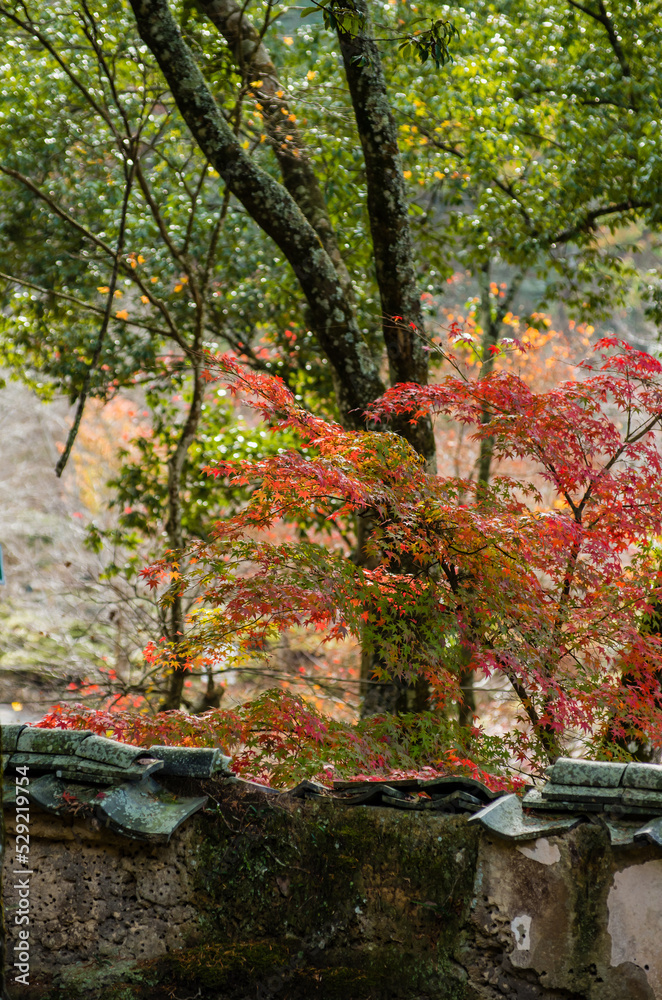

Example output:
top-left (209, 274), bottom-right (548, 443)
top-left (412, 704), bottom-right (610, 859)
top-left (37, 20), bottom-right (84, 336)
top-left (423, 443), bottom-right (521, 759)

top-left (56, 158), bottom-right (137, 477)
top-left (199, 0), bottom-right (353, 297)
top-left (551, 199), bottom-right (647, 245)
top-left (128, 0), bottom-right (384, 428)
top-left (0, 271), bottom-right (172, 339)
top-left (566, 0), bottom-right (631, 77)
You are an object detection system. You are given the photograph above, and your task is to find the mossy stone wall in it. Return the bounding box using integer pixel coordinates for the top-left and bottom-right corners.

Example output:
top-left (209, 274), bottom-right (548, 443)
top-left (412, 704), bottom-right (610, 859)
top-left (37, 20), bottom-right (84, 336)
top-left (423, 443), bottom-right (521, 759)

top-left (4, 779), bottom-right (662, 999)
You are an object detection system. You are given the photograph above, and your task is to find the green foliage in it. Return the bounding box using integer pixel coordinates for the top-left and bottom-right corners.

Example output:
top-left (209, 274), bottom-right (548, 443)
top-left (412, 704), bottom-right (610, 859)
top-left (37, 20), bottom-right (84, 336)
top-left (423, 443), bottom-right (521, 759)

top-left (398, 17), bottom-right (459, 69)
top-left (388, 0), bottom-right (662, 320)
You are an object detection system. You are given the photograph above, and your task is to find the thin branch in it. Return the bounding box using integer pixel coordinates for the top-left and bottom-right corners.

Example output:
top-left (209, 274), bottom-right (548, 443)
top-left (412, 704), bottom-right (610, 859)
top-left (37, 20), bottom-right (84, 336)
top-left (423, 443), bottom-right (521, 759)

top-left (0, 4), bottom-right (121, 140)
top-left (56, 157), bottom-right (138, 476)
top-left (0, 270), bottom-right (173, 339)
top-left (552, 199), bottom-right (647, 245)
top-left (566, 0), bottom-right (631, 77)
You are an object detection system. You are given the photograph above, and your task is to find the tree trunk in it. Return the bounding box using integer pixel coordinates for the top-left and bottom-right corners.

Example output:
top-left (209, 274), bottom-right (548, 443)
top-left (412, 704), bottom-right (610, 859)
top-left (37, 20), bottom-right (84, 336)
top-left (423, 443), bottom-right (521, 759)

top-left (464, 264), bottom-right (525, 725)
top-left (129, 0), bottom-right (385, 432)
top-left (200, 0), bottom-right (353, 299)
top-left (160, 361), bottom-right (206, 711)
top-left (337, 4), bottom-right (436, 470)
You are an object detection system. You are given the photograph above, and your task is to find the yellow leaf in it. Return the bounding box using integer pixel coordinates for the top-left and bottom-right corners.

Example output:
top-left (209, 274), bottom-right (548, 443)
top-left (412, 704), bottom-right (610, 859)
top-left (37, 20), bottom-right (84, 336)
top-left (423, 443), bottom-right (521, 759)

top-left (307, 70), bottom-right (316, 81)
top-left (97, 286), bottom-right (110, 293)
top-left (283, 36), bottom-right (293, 45)
top-left (115, 309), bottom-right (129, 320)
top-left (105, 730), bottom-right (115, 738)
top-left (150, 276), bottom-right (158, 284)
top-left (403, 170), bottom-right (412, 179)
top-left (141, 295), bottom-right (149, 304)
top-left (137, 254), bottom-right (145, 263)
top-left (250, 80), bottom-right (263, 88)
top-left (242, 140), bottom-right (250, 150)
top-left (434, 170), bottom-right (443, 179)
top-left (11, 701), bottom-right (22, 712)
top-left (174, 284), bottom-right (183, 293)
top-left (113, 289), bottom-right (123, 298)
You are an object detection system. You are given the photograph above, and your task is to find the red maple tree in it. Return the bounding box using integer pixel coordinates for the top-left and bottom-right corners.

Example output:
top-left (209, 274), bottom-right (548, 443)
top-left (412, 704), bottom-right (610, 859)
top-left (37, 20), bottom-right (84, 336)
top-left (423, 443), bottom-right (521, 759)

top-left (134, 337), bottom-right (662, 772)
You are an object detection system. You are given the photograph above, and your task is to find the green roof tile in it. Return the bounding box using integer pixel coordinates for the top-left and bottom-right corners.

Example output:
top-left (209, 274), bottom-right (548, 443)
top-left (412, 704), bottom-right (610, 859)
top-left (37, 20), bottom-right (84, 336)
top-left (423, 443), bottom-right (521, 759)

top-left (7, 751), bottom-right (163, 785)
top-left (96, 777), bottom-right (208, 844)
top-left (634, 817), bottom-right (662, 847)
top-left (604, 819), bottom-right (641, 846)
top-left (1, 725), bottom-right (26, 753)
top-left (75, 734), bottom-right (155, 768)
top-left (15, 728), bottom-right (92, 755)
top-left (469, 793), bottom-right (581, 840)
top-left (29, 774), bottom-right (103, 816)
top-left (148, 745), bottom-right (233, 777)
top-left (541, 784), bottom-right (622, 805)
top-left (623, 762), bottom-right (662, 791)
top-left (547, 758), bottom-right (626, 788)
top-left (621, 787), bottom-right (662, 811)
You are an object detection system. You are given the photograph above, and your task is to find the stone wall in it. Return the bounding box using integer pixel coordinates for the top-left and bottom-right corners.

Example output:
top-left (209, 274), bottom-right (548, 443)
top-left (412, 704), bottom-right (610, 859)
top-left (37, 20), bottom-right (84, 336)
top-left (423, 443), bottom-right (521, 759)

top-left (3, 777), bottom-right (662, 999)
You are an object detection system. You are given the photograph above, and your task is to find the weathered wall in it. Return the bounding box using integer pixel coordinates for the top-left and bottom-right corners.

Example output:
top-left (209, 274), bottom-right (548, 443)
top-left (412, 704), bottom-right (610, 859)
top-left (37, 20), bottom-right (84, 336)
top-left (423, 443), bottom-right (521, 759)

top-left (3, 779), bottom-right (662, 999)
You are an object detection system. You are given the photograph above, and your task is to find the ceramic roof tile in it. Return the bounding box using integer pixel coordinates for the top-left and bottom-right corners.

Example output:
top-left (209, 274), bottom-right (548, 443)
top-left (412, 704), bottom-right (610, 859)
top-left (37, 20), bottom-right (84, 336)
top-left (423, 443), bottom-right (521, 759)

top-left (96, 777), bottom-right (208, 844)
top-left (286, 779), bottom-right (332, 799)
top-left (469, 794), bottom-right (582, 841)
top-left (621, 787), bottom-right (662, 811)
top-left (604, 819), bottom-right (642, 847)
top-left (15, 728), bottom-right (92, 754)
top-left (12, 727), bottom-right (662, 848)
top-left (540, 784), bottom-right (622, 805)
top-left (7, 751), bottom-right (163, 785)
top-left (148, 745), bottom-right (233, 778)
top-left (75, 734), bottom-right (155, 768)
top-left (1, 730), bottom-right (213, 841)
top-left (1, 724), bottom-right (26, 753)
top-left (476, 759), bottom-right (662, 842)
top-left (634, 817), bottom-right (662, 847)
top-left (419, 775), bottom-right (501, 801)
top-left (28, 774), bottom-right (103, 816)
top-left (546, 758), bottom-right (627, 788)
top-left (622, 762), bottom-right (662, 791)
